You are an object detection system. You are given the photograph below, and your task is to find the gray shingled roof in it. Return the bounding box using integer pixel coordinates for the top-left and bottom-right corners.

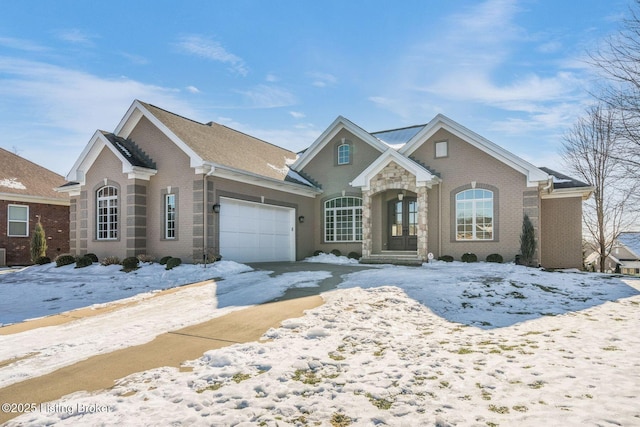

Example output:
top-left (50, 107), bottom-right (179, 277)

top-left (0, 147), bottom-right (69, 201)
top-left (371, 124), bottom-right (426, 148)
top-left (538, 167), bottom-right (591, 189)
top-left (140, 102), bottom-right (300, 183)
top-left (102, 132), bottom-right (156, 169)
top-left (618, 232), bottom-right (640, 258)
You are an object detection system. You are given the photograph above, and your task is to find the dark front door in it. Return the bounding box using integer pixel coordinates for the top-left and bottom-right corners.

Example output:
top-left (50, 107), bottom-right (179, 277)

top-left (388, 197), bottom-right (418, 251)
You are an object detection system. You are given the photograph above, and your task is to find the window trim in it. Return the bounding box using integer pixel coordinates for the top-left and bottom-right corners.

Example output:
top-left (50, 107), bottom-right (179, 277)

top-left (336, 140), bottom-right (352, 165)
top-left (435, 140), bottom-right (448, 158)
top-left (7, 204), bottom-right (29, 237)
top-left (455, 189), bottom-right (494, 241)
top-left (164, 193), bottom-right (177, 240)
top-left (96, 185), bottom-right (119, 241)
top-left (450, 184), bottom-right (499, 243)
top-left (324, 196), bottom-right (363, 242)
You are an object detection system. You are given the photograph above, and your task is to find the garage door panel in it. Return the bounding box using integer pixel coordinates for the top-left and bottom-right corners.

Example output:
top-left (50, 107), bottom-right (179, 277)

top-left (219, 198), bottom-right (295, 263)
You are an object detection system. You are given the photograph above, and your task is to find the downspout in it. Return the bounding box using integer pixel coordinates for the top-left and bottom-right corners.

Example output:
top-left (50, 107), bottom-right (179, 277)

top-left (438, 182), bottom-right (442, 258)
top-left (203, 166), bottom-right (215, 267)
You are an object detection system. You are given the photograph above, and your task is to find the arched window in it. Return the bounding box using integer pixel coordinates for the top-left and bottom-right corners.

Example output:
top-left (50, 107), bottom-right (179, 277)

top-left (96, 185), bottom-right (118, 240)
top-left (324, 197), bottom-right (362, 242)
top-left (337, 142), bottom-right (351, 165)
top-left (455, 189), bottom-right (493, 240)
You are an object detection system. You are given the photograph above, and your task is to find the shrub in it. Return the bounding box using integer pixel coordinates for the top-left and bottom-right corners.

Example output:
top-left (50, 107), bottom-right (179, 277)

top-left (461, 252), bottom-right (478, 263)
top-left (121, 256), bottom-right (140, 272)
top-left (55, 254), bottom-right (76, 267)
top-left (85, 253), bottom-right (99, 263)
top-left (75, 255), bottom-right (94, 269)
top-left (30, 220), bottom-right (47, 263)
top-left (137, 254), bottom-right (155, 263)
top-left (437, 255), bottom-right (454, 262)
top-left (101, 256), bottom-right (120, 266)
top-left (313, 250), bottom-right (324, 256)
top-left (486, 253), bottom-right (503, 263)
top-left (347, 251), bottom-right (361, 260)
top-left (35, 256), bottom-right (51, 265)
top-left (520, 214), bottom-right (536, 267)
top-left (166, 257), bottom-right (182, 270)
top-left (159, 256), bottom-right (172, 265)
top-left (330, 249), bottom-right (342, 257)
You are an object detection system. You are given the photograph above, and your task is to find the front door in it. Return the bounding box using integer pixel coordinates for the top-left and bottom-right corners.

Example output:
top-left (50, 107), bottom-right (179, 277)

top-left (388, 197), bottom-right (418, 251)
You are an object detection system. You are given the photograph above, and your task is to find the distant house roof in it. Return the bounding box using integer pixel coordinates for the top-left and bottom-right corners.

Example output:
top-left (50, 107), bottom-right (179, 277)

top-left (617, 232), bottom-right (640, 258)
top-left (0, 147), bottom-right (69, 205)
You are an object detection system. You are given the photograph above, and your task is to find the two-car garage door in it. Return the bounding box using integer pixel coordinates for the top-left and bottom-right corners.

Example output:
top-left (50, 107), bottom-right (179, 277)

top-left (219, 197), bottom-right (295, 263)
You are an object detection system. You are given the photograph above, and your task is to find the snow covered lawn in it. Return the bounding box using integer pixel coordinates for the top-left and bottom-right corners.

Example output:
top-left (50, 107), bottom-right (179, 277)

top-left (3, 260), bottom-right (640, 426)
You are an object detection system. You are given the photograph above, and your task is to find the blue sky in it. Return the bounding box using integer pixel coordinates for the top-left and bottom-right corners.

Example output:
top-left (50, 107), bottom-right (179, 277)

top-left (0, 0), bottom-right (631, 177)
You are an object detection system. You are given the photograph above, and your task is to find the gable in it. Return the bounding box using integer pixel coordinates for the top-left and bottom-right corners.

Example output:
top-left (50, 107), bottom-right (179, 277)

top-left (400, 114), bottom-right (548, 187)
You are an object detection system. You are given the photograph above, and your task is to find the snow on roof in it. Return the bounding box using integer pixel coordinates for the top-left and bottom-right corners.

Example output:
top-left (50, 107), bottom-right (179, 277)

top-left (371, 124), bottom-right (426, 149)
top-left (0, 178), bottom-right (27, 190)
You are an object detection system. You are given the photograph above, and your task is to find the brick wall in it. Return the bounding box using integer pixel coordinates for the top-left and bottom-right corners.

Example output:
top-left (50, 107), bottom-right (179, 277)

top-left (0, 200), bottom-right (70, 265)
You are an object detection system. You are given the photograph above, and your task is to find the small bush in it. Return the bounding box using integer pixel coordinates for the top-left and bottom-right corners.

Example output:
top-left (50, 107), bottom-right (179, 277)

top-left (35, 256), bottom-right (51, 265)
top-left (313, 250), bottom-right (324, 256)
top-left (85, 253), bottom-right (99, 263)
top-left (159, 256), bottom-right (172, 265)
top-left (461, 252), bottom-right (478, 263)
top-left (121, 256), bottom-right (140, 272)
top-left (347, 251), bottom-right (361, 260)
top-left (166, 257), bottom-right (182, 270)
top-left (101, 256), bottom-right (120, 266)
top-left (55, 254), bottom-right (76, 267)
top-left (486, 253), bottom-right (503, 263)
top-left (137, 254), bottom-right (155, 263)
top-left (75, 255), bottom-right (94, 269)
top-left (438, 255), bottom-right (454, 262)
top-left (330, 249), bottom-right (342, 257)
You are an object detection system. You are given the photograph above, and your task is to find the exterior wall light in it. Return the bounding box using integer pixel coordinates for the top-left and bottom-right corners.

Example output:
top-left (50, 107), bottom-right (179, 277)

top-left (212, 203), bottom-right (221, 213)
top-left (298, 215), bottom-right (305, 223)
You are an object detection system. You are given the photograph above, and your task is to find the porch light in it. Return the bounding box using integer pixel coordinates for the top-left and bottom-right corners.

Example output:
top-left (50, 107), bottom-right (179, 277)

top-left (298, 215), bottom-right (305, 223)
top-left (212, 203), bottom-right (221, 213)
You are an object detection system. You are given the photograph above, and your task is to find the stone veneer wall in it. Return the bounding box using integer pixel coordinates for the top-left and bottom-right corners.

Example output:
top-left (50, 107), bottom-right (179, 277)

top-left (362, 161), bottom-right (428, 260)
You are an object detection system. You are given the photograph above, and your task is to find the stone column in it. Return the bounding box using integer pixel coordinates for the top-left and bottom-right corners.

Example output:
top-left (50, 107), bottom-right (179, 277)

top-left (417, 185), bottom-right (429, 260)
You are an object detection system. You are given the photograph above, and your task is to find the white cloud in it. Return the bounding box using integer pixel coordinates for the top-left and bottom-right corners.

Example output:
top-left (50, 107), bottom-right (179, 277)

top-left (0, 37), bottom-right (47, 52)
top-left (186, 85), bottom-right (201, 94)
top-left (236, 84), bottom-right (296, 108)
top-left (289, 111), bottom-right (305, 119)
top-left (0, 57), bottom-right (194, 175)
top-left (308, 72), bottom-right (337, 87)
top-left (174, 35), bottom-right (248, 76)
top-left (55, 29), bottom-right (96, 46)
top-left (265, 74), bottom-right (279, 82)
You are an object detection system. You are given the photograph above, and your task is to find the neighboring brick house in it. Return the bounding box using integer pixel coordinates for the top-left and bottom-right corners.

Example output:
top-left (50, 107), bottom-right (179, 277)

top-left (58, 100), bottom-right (592, 268)
top-left (0, 148), bottom-right (70, 266)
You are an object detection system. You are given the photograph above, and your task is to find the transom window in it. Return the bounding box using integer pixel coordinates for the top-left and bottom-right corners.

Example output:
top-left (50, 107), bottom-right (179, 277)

top-left (337, 143), bottom-right (351, 165)
top-left (324, 197), bottom-right (362, 242)
top-left (165, 194), bottom-right (176, 239)
top-left (456, 189), bottom-right (493, 240)
top-left (8, 204), bottom-right (28, 237)
top-left (97, 185), bottom-right (118, 240)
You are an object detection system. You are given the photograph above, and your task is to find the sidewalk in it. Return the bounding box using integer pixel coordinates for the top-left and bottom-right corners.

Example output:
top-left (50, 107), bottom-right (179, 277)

top-left (0, 294), bottom-right (323, 424)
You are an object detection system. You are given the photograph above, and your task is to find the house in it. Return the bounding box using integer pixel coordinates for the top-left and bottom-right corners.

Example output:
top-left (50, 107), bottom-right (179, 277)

top-left (586, 232), bottom-right (640, 275)
top-left (58, 100), bottom-right (593, 268)
top-left (0, 148), bottom-right (70, 266)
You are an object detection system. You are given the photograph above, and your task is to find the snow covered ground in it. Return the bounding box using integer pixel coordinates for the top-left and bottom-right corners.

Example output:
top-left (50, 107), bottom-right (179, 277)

top-left (2, 259), bottom-right (640, 426)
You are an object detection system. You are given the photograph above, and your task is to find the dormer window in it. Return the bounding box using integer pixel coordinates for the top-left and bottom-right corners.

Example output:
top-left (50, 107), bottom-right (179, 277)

top-left (337, 140), bottom-right (351, 165)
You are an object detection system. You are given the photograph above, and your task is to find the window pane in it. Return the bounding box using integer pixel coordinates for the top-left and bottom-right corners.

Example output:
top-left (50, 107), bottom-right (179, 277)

top-left (8, 206), bottom-right (28, 221)
top-left (9, 222), bottom-right (27, 236)
top-left (338, 144), bottom-right (350, 165)
top-left (456, 189), bottom-right (493, 240)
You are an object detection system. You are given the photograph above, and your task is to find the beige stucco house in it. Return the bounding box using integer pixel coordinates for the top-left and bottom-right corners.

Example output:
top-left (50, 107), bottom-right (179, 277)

top-left (58, 100), bottom-right (592, 268)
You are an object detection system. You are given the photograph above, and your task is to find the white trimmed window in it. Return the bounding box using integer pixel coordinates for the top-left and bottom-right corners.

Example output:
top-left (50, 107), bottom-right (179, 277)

top-left (324, 197), bottom-right (362, 242)
top-left (97, 186), bottom-right (118, 240)
top-left (456, 189), bottom-right (493, 240)
top-left (337, 143), bottom-right (351, 165)
top-left (7, 204), bottom-right (28, 237)
top-left (435, 141), bottom-right (448, 158)
top-left (165, 194), bottom-right (176, 239)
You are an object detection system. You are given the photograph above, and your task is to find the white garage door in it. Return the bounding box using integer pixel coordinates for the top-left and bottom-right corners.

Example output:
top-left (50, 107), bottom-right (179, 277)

top-left (219, 197), bottom-right (295, 262)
